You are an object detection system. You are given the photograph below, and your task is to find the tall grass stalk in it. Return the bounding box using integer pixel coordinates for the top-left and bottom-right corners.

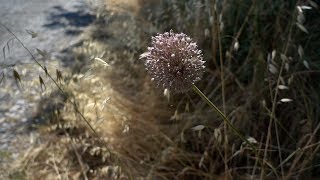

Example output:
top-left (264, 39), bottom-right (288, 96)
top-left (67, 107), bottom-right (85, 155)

top-left (192, 84), bottom-right (279, 178)
top-left (192, 84), bottom-right (254, 150)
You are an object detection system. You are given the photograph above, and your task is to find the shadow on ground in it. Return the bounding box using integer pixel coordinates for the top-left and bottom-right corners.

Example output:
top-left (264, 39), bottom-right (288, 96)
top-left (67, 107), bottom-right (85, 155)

top-left (42, 4), bottom-right (97, 69)
top-left (43, 5), bottom-right (96, 36)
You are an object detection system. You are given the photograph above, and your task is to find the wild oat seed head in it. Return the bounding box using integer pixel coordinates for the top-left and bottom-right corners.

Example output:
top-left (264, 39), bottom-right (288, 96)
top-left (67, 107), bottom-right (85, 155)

top-left (140, 30), bottom-right (205, 92)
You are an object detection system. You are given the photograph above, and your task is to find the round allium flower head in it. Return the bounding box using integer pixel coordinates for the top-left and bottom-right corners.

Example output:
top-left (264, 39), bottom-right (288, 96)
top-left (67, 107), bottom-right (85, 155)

top-left (140, 30), bottom-right (205, 92)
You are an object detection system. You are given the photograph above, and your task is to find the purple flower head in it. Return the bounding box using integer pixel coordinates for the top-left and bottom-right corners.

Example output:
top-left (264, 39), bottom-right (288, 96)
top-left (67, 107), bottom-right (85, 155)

top-left (140, 30), bottom-right (205, 92)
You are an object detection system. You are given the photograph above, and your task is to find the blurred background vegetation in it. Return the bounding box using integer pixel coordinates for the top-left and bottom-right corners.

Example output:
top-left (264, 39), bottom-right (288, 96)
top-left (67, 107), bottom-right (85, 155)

top-left (1, 0), bottom-right (320, 179)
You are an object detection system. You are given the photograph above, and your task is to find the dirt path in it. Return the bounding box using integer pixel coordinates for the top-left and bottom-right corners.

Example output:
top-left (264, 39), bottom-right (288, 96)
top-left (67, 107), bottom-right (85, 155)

top-left (0, 0), bottom-right (163, 178)
top-left (0, 0), bottom-right (102, 178)
top-left (0, 0), bottom-right (98, 62)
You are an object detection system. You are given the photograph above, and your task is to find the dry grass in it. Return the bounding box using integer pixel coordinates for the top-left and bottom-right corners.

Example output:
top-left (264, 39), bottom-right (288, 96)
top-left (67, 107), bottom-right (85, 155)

top-left (9, 0), bottom-right (320, 179)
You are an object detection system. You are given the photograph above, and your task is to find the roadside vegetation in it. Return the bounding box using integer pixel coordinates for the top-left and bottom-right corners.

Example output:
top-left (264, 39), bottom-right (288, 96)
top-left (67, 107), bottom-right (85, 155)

top-left (2, 0), bottom-right (320, 179)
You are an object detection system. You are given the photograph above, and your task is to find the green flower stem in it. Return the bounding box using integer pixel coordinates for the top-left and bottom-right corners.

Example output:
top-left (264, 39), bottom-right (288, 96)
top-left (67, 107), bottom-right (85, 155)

top-left (191, 84), bottom-right (256, 152)
top-left (192, 84), bottom-right (280, 177)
